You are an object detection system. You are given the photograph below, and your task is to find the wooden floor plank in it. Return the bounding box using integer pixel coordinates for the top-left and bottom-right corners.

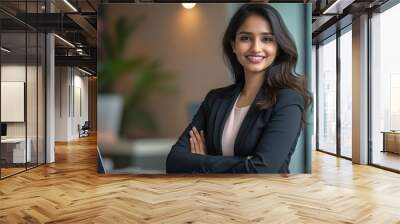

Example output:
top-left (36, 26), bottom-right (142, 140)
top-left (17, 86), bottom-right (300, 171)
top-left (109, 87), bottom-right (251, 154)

top-left (0, 135), bottom-right (400, 223)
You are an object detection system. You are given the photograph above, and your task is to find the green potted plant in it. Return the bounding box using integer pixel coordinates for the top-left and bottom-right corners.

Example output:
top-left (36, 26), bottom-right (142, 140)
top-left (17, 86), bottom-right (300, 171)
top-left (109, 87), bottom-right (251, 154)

top-left (98, 16), bottom-right (175, 140)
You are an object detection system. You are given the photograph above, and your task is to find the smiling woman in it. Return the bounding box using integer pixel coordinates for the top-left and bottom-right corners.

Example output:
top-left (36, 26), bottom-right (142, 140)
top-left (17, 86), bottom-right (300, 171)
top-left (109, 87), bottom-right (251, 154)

top-left (231, 15), bottom-right (278, 77)
top-left (166, 3), bottom-right (311, 174)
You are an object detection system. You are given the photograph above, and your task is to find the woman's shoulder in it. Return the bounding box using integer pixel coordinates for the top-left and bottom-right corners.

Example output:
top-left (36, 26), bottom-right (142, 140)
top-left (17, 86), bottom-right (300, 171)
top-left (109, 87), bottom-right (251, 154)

top-left (204, 83), bottom-right (238, 100)
top-left (274, 88), bottom-right (305, 111)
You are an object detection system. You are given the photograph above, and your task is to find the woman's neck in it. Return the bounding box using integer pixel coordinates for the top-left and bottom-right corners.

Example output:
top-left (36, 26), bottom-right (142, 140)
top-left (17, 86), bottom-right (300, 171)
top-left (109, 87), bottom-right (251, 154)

top-left (242, 71), bottom-right (264, 98)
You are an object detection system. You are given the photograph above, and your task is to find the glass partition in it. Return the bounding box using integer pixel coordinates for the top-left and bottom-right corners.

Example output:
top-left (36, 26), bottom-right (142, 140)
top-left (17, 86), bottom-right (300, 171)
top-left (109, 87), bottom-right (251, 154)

top-left (1, 30), bottom-right (28, 177)
top-left (0, 1), bottom-right (46, 179)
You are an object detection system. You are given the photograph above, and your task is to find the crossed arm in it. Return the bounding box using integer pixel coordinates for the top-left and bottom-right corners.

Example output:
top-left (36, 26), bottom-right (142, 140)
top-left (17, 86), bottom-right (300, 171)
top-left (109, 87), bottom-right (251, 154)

top-left (165, 89), bottom-right (304, 174)
top-left (189, 126), bottom-right (208, 155)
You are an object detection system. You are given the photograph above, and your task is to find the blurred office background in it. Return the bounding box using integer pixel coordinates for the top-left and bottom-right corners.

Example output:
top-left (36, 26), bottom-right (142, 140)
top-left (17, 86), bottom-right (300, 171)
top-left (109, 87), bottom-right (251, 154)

top-left (2, 0), bottom-right (399, 179)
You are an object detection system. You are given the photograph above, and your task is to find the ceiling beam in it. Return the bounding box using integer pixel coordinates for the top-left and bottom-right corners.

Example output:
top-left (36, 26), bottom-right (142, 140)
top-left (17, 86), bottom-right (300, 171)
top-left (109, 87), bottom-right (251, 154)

top-left (55, 55), bottom-right (96, 72)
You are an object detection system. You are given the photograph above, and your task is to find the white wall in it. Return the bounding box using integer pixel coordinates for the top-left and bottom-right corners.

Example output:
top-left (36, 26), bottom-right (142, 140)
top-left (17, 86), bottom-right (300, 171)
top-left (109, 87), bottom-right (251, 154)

top-left (1, 63), bottom-right (46, 163)
top-left (1, 65), bottom-right (38, 137)
top-left (55, 66), bottom-right (69, 141)
top-left (55, 67), bottom-right (89, 141)
top-left (72, 72), bottom-right (89, 138)
top-left (1, 66), bottom-right (26, 137)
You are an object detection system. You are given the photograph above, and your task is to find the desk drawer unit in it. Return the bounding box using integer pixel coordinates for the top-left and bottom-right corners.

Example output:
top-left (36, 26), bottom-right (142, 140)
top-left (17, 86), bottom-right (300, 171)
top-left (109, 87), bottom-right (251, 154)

top-left (0, 145), bottom-right (14, 164)
top-left (13, 141), bottom-right (31, 163)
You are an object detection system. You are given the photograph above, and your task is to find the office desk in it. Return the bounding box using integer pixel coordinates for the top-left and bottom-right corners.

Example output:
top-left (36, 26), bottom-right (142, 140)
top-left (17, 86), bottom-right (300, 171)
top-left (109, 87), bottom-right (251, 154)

top-left (1, 138), bottom-right (32, 163)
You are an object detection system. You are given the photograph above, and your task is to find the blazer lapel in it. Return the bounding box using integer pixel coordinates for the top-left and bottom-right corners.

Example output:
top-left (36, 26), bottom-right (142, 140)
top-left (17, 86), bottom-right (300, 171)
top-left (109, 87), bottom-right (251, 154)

top-left (214, 84), bottom-right (242, 155)
top-left (233, 89), bottom-right (265, 156)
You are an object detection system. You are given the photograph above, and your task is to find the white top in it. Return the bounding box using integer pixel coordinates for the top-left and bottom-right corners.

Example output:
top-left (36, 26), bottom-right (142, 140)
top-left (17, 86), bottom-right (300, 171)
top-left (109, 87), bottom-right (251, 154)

top-left (221, 94), bottom-right (250, 156)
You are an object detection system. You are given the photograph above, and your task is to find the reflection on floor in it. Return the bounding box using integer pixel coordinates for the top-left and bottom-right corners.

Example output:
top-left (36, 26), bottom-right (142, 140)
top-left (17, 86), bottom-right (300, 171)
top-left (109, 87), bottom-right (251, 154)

top-left (0, 162), bottom-right (42, 178)
top-left (341, 147), bottom-right (352, 158)
top-left (373, 150), bottom-right (400, 171)
top-left (0, 167), bottom-right (25, 178)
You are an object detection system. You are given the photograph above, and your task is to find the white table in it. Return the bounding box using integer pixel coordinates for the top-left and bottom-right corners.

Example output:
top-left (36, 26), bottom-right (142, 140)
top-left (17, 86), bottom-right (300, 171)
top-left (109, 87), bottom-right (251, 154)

top-left (1, 138), bottom-right (32, 163)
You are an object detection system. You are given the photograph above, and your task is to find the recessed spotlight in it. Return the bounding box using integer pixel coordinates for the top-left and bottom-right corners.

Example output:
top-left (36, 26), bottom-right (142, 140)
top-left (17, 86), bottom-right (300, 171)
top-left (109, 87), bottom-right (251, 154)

top-left (182, 3), bottom-right (196, 9)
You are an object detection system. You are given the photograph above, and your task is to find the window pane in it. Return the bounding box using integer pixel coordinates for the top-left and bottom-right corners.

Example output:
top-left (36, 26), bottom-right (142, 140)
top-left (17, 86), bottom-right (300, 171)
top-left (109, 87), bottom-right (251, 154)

top-left (312, 46), bottom-right (317, 151)
top-left (340, 29), bottom-right (352, 158)
top-left (318, 37), bottom-right (337, 154)
top-left (371, 3), bottom-right (400, 171)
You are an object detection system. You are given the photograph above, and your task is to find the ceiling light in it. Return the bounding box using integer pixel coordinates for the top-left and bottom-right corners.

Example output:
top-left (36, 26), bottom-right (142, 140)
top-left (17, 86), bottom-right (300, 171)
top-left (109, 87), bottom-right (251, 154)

top-left (1, 47), bottom-right (11, 53)
top-left (78, 67), bottom-right (92, 76)
top-left (322, 0), bottom-right (354, 15)
top-left (54, 34), bottom-right (75, 48)
top-left (63, 0), bottom-right (78, 12)
top-left (182, 3), bottom-right (196, 9)
top-left (322, 0), bottom-right (341, 14)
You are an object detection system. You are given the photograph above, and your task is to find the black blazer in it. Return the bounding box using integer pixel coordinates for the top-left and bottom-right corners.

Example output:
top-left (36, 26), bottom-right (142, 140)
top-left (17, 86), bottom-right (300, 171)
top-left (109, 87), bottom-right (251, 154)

top-left (166, 83), bottom-right (304, 174)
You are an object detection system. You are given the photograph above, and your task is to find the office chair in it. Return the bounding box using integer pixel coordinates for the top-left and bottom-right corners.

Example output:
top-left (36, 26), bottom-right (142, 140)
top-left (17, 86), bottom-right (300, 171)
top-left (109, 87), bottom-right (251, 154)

top-left (79, 121), bottom-right (90, 138)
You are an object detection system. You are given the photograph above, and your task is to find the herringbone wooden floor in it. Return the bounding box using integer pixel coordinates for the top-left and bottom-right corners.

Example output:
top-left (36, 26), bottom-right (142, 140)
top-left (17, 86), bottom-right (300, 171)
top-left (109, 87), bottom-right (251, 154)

top-left (1, 135), bottom-right (400, 224)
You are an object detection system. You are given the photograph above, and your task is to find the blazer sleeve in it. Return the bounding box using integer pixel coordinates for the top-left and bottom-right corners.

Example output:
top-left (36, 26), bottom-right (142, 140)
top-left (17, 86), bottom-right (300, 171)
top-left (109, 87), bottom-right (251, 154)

top-left (166, 89), bottom-right (304, 174)
top-left (166, 90), bottom-right (242, 173)
top-left (229, 89), bottom-right (304, 173)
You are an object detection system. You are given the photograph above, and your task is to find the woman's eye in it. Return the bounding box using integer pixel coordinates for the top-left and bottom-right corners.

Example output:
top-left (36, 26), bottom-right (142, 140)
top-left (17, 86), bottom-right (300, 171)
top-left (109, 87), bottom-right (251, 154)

top-left (263, 37), bottom-right (274, 43)
top-left (239, 36), bottom-right (250, 41)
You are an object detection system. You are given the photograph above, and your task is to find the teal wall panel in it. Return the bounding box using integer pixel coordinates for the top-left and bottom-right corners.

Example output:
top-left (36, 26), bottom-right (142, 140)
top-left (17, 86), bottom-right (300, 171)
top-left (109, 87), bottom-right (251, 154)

top-left (271, 3), bottom-right (312, 173)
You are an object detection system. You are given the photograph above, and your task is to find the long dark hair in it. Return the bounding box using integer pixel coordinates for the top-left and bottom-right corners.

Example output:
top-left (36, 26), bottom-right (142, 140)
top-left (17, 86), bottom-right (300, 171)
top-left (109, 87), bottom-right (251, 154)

top-left (222, 4), bottom-right (311, 126)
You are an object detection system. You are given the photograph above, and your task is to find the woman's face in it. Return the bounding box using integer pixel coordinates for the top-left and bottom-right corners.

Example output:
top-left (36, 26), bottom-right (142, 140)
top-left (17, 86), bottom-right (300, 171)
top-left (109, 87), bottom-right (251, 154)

top-left (231, 15), bottom-right (278, 76)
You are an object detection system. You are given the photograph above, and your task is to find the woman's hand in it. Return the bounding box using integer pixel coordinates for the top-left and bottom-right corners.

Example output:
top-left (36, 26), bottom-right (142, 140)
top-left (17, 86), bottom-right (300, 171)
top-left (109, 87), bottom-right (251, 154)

top-left (189, 126), bottom-right (207, 155)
